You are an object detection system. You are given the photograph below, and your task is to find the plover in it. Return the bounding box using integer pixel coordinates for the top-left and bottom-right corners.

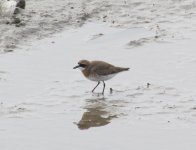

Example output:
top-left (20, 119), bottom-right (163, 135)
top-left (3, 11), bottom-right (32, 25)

top-left (73, 60), bottom-right (129, 94)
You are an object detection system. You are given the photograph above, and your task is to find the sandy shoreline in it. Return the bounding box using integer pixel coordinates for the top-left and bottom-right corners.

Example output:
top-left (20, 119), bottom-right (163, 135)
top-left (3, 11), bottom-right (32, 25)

top-left (1, 0), bottom-right (196, 52)
top-left (1, 1), bottom-right (196, 150)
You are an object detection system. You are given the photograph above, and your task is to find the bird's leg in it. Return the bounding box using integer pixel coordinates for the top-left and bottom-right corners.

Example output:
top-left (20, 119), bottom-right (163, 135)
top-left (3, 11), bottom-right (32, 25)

top-left (92, 81), bottom-right (100, 93)
top-left (102, 81), bottom-right (105, 95)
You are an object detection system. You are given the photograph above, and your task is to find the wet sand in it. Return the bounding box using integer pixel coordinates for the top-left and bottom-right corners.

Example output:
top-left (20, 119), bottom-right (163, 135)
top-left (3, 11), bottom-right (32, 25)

top-left (1, 0), bottom-right (196, 149)
top-left (0, 22), bottom-right (196, 149)
top-left (1, 0), bottom-right (196, 52)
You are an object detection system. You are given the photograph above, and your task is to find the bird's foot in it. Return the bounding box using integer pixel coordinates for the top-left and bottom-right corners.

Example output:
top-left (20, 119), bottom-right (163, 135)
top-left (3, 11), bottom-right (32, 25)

top-left (92, 92), bottom-right (104, 97)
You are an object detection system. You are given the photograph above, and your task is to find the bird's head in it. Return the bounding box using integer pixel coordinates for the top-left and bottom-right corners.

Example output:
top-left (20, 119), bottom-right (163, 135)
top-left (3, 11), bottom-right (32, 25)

top-left (73, 60), bottom-right (90, 71)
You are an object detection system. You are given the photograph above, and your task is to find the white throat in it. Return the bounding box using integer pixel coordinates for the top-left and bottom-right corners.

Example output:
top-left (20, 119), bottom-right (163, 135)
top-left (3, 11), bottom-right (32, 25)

top-left (78, 67), bottom-right (85, 71)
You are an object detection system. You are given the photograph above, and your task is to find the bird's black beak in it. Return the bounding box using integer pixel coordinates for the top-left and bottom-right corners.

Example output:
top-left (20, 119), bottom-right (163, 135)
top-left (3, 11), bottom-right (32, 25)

top-left (73, 65), bottom-right (80, 69)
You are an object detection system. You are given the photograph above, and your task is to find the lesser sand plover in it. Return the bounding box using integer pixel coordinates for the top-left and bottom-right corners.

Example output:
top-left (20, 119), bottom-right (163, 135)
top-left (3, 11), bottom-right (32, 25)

top-left (73, 60), bottom-right (129, 94)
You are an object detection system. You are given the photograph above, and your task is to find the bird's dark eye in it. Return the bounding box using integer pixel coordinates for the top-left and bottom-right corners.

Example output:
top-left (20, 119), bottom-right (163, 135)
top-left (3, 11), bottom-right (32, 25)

top-left (79, 64), bottom-right (86, 68)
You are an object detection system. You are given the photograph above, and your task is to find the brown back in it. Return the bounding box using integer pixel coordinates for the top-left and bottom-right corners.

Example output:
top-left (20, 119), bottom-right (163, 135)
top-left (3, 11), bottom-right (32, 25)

top-left (88, 61), bottom-right (129, 76)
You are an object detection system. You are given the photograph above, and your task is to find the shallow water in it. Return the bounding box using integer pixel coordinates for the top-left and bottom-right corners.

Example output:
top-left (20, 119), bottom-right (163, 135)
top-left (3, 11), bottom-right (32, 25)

top-left (1, 22), bottom-right (196, 149)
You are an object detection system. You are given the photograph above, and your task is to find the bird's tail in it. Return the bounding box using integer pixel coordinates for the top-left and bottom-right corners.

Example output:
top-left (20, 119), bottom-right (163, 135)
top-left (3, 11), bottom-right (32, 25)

top-left (123, 67), bottom-right (129, 71)
top-left (117, 67), bottom-right (130, 72)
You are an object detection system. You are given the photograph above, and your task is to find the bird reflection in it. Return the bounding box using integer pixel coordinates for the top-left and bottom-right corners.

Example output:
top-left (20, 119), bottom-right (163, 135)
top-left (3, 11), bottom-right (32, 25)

top-left (76, 98), bottom-right (117, 130)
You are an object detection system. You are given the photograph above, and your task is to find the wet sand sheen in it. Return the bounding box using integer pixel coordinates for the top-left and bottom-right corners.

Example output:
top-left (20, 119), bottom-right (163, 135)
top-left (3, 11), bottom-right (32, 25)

top-left (0, 23), bottom-right (196, 149)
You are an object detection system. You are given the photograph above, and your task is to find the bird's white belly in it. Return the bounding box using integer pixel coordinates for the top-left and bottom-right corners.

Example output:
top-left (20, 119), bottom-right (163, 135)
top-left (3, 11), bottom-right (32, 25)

top-left (88, 73), bottom-right (117, 81)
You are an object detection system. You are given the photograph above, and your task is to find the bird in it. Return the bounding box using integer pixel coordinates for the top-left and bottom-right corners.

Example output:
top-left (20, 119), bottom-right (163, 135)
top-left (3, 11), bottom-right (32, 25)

top-left (73, 60), bottom-right (129, 95)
